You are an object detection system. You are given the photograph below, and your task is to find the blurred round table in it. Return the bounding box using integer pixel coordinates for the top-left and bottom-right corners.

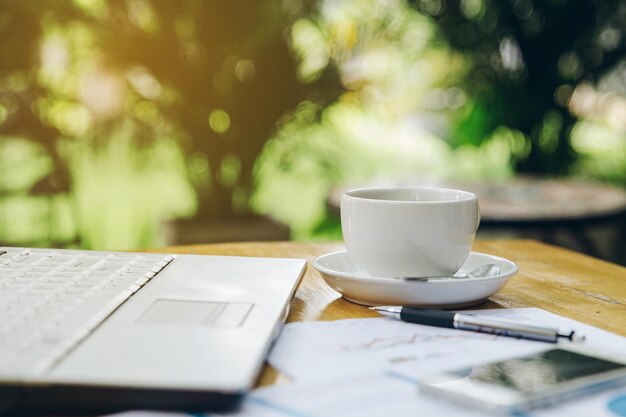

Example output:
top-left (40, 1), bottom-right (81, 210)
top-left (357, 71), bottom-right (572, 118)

top-left (328, 177), bottom-right (626, 261)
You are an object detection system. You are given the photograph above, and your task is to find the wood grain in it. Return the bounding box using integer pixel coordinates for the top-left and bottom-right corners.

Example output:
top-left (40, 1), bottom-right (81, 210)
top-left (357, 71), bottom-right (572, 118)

top-left (152, 239), bottom-right (626, 386)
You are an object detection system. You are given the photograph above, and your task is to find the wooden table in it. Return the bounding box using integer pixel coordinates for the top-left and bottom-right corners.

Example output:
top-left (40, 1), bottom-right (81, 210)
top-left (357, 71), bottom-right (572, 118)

top-left (155, 239), bottom-right (626, 386)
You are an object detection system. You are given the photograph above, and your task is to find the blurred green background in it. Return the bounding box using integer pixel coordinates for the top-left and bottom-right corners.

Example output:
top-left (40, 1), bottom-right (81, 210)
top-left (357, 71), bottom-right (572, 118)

top-left (1, 0), bottom-right (626, 262)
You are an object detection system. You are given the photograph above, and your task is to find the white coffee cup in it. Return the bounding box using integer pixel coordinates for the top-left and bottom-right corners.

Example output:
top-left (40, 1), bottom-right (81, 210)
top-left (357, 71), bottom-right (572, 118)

top-left (341, 186), bottom-right (480, 278)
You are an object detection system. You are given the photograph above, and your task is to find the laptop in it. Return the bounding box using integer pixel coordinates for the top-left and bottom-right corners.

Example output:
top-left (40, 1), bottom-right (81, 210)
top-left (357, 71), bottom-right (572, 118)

top-left (0, 246), bottom-right (306, 415)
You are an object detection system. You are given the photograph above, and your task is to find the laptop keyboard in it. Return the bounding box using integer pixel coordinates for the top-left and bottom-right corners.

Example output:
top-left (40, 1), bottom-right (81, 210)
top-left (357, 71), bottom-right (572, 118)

top-left (0, 247), bottom-right (174, 377)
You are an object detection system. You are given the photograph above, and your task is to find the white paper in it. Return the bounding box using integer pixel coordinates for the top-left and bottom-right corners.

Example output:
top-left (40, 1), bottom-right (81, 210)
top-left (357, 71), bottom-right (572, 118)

top-left (245, 374), bottom-right (626, 417)
top-left (268, 308), bottom-right (626, 382)
top-left (248, 372), bottom-right (493, 417)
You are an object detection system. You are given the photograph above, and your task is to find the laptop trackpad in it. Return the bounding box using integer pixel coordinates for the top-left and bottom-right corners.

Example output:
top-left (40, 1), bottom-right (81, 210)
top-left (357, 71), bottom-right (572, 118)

top-left (138, 300), bottom-right (253, 327)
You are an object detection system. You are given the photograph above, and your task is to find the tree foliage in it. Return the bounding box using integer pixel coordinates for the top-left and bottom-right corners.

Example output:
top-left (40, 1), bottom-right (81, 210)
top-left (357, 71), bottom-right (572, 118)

top-left (413, 0), bottom-right (626, 174)
top-left (0, 1), bottom-right (335, 218)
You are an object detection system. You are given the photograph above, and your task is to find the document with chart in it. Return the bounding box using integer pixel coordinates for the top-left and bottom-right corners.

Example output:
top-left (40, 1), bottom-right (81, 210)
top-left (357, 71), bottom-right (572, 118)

top-left (268, 308), bottom-right (626, 382)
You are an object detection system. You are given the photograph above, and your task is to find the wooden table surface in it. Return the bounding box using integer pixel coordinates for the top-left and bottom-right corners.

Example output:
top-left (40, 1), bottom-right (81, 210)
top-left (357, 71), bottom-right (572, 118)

top-left (155, 239), bottom-right (626, 386)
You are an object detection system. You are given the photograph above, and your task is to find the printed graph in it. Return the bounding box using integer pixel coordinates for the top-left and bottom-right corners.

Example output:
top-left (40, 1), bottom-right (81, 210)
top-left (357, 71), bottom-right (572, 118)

top-left (337, 331), bottom-right (497, 352)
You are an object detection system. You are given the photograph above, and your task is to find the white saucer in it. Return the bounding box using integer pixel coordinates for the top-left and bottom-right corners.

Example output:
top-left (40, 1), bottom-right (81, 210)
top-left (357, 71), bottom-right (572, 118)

top-left (312, 251), bottom-right (518, 308)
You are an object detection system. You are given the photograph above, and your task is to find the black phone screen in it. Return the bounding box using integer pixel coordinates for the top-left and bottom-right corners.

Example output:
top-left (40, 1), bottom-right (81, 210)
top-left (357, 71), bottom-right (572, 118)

top-left (460, 349), bottom-right (626, 394)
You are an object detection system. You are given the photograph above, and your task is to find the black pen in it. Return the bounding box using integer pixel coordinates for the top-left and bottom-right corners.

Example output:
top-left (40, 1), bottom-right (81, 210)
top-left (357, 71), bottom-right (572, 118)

top-left (370, 306), bottom-right (586, 343)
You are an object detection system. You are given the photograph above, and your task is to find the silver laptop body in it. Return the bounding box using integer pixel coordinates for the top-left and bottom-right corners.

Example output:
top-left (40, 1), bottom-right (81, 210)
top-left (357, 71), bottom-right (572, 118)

top-left (0, 247), bottom-right (306, 415)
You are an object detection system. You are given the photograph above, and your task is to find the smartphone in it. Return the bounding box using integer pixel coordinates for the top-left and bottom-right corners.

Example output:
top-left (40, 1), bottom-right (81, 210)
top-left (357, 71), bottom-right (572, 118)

top-left (419, 346), bottom-right (626, 413)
